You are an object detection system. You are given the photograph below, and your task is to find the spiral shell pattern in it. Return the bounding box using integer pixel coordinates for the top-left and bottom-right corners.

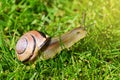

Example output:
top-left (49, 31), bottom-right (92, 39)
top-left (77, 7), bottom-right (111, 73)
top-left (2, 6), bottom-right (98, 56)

top-left (16, 30), bottom-right (48, 62)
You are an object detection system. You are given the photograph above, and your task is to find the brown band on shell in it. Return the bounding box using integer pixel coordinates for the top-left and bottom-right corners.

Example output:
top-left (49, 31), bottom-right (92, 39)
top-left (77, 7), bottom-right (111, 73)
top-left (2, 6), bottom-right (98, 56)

top-left (27, 31), bottom-right (48, 49)
top-left (38, 31), bottom-right (46, 38)
top-left (31, 35), bottom-right (36, 55)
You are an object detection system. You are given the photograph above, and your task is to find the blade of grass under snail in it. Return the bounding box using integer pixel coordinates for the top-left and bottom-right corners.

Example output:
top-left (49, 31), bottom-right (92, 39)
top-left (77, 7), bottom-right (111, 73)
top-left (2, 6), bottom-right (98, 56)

top-left (40, 27), bottom-right (87, 60)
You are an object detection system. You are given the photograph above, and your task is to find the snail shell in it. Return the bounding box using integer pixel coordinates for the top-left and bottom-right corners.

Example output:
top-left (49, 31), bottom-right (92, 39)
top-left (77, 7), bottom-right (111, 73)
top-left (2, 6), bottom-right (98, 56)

top-left (16, 31), bottom-right (49, 62)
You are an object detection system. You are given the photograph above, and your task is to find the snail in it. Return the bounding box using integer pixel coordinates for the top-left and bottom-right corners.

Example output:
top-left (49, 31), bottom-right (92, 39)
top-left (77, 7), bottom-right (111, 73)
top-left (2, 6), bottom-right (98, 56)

top-left (16, 27), bottom-right (87, 62)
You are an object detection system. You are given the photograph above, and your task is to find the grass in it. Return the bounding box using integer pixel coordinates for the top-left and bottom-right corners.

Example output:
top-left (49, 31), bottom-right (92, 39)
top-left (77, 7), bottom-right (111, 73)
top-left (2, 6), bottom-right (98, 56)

top-left (0, 0), bottom-right (120, 79)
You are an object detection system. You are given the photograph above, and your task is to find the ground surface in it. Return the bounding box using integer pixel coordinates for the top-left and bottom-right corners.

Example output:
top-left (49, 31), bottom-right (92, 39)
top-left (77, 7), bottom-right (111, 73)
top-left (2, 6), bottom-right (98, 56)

top-left (0, 0), bottom-right (120, 79)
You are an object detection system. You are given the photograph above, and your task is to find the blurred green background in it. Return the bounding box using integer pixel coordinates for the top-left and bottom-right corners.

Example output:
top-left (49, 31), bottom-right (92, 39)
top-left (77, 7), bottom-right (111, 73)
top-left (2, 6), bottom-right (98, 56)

top-left (0, 0), bottom-right (120, 79)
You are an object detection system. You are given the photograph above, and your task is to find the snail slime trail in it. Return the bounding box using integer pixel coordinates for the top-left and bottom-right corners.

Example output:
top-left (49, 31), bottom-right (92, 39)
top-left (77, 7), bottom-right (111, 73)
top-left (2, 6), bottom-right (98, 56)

top-left (16, 27), bottom-right (87, 62)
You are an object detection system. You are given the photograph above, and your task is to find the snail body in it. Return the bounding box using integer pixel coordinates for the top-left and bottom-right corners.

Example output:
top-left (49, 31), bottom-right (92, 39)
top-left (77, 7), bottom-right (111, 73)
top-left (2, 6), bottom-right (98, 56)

top-left (16, 27), bottom-right (87, 62)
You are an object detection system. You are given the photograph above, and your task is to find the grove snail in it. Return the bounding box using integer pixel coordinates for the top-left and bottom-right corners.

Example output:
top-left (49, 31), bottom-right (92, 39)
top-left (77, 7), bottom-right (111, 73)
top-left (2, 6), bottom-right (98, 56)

top-left (16, 27), bottom-right (87, 62)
